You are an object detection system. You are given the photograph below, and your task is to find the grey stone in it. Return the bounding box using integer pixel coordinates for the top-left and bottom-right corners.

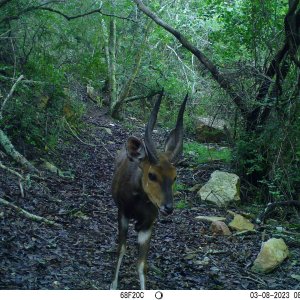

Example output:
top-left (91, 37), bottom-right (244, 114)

top-left (198, 170), bottom-right (240, 207)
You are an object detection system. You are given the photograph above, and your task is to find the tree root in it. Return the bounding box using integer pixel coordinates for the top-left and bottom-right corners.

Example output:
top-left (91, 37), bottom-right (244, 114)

top-left (0, 160), bottom-right (23, 179)
top-left (256, 200), bottom-right (300, 224)
top-left (0, 161), bottom-right (26, 196)
top-left (0, 129), bottom-right (39, 173)
top-left (0, 197), bottom-right (59, 226)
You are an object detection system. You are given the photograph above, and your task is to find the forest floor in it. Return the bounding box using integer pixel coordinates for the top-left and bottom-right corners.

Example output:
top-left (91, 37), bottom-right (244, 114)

top-left (0, 103), bottom-right (300, 290)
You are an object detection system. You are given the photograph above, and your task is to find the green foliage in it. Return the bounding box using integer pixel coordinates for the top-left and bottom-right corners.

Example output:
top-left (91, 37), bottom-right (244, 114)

top-left (0, 0), bottom-right (298, 207)
top-left (173, 182), bottom-right (187, 193)
top-left (196, 0), bottom-right (287, 64)
top-left (2, 78), bottom-right (85, 151)
top-left (234, 112), bottom-right (300, 202)
top-left (175, 199), bottom-right (189, 209)
top-left (184, 142), bottom-right (232, 164)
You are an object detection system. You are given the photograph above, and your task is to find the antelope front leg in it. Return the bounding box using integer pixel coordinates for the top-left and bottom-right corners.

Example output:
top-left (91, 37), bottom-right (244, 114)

top-left (111, 213), bottom-right (129, 290)
top-left (137, 227), bottom-right (153, 290)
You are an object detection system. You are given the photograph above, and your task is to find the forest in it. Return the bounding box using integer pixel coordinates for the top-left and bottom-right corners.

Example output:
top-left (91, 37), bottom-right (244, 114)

top-left (0, 0), bottom-right (300, 291)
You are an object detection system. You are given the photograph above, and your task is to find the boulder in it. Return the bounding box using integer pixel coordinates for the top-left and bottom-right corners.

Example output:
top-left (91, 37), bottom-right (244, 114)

top-left (195, 116), bottom-right (227, 143)
top-left (228, 214), bottom-right (255, 231)
top-left (210, 221), bottom-right (232, 236)
top-left (197, 171), bottom-right (240, 207)
top-left (252, 238), bottom-right (289, 273)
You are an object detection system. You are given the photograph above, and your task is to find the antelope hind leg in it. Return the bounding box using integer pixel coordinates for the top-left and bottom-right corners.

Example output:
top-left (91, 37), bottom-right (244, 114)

top-left (110, 214), bottom-right (129, 289)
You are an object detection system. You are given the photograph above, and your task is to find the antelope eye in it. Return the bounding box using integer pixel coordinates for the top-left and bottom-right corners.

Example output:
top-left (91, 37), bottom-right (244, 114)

top-left (148, 173), bottom-right (157, 181)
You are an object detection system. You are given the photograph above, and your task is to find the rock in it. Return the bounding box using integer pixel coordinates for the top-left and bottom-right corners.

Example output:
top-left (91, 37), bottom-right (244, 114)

top-left (210, 221), bottom-right (232, 236)
top-left (210, 266), bottom-right (220, 274)
top-left (252, 238), bottom-right (289, 273)
top-left (198, 171), bottom-right (240, 207)
top-left (195, 116), bottom-right (227, 143)
top-left (195, 256), bottom-right (210, 266)
top-left (229, 214), bottom-right (255, 231)
top-left (195, 215), bottom-right (226, 223)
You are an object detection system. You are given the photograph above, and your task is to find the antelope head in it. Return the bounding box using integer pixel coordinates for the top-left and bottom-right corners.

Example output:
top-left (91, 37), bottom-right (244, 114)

top-left (126, 91), bottom-right (188, 216)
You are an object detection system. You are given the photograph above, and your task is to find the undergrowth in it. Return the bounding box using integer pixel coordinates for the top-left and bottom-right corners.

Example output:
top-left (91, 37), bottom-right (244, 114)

top-left (184, 141), bottom-right (232, 164)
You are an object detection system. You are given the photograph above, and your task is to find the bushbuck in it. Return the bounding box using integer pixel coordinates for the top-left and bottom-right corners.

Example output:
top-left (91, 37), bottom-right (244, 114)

top-left (111, 91), bottom-right (188, 289)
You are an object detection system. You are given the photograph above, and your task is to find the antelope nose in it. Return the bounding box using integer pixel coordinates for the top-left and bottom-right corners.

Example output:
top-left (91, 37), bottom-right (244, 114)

top-left (161, 204), bottom-right (174, 215)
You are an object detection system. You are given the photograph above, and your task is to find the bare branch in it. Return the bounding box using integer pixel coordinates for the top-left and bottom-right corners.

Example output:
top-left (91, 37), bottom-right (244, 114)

top-left (63, 118), bottom-right (114, 159)
top-left (256, 200), bottom-right (300, 224)
top-left (0, 160), bottom-right (23, 179)
top-left (0, 74), bottom-right (24, 120)
top-left (38, 6), bottom-right (135, 22)
top-left (124, 91), bottom-right (161, 103)
top-left (1, 3), bottom-right (135, 24)
top-left (0, 197), bottom-right (59, 226)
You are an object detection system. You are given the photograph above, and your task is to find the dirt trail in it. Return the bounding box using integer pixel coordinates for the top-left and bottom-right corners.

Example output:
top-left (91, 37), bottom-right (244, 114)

top-left (0, 104), bottom-right (299, 290)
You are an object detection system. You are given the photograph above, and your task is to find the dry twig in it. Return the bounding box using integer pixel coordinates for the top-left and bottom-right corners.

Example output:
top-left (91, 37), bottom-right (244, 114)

top-left (64, 117), bottom-right (114, 158)
top-left (0, 197), bottom-right (59, 226)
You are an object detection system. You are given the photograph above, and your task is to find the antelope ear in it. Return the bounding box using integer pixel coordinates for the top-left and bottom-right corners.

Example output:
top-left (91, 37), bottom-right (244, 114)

top-left (126, 136), bottom-right (146, 162)
top-left (164, 129), bottom-right (177, 153)
top-left (164, 129), bottom-right (183, 163)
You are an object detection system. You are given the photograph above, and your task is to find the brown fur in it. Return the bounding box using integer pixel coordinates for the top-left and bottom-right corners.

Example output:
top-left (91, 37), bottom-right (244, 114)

top-left (112, 148), bottom-right (175, 230)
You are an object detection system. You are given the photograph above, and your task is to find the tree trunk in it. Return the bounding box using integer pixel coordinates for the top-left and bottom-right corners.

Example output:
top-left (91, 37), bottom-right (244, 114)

top-left (107, 17), bottom-right (152, 119)
top-left (108, 17), bottom-right (118, 116)
top-left (101, 19), bottom-right (110, 92)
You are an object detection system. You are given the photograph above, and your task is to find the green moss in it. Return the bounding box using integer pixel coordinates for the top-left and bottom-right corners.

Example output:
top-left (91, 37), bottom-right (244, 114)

top-left (184, 142), bottom-right (231, 164)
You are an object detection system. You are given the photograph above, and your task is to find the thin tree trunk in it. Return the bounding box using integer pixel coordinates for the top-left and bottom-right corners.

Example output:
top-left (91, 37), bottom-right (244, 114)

top-left (108, 17), bottom-right (118, 116)
top-left (101, 19), bottom-right (110, 92)
top-left (111, 21), bottom-right (153, 118)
